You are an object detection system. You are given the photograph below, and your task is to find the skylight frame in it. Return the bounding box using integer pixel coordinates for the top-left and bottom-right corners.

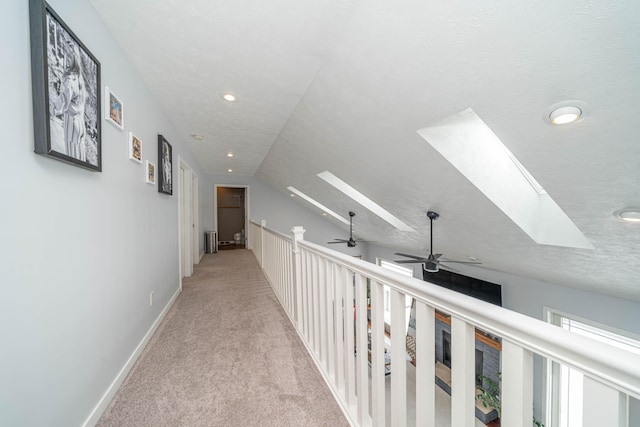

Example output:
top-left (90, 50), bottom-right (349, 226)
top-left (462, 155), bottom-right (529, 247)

top-left (416, 108), bottom-right (593, 249)
top-left (286, 186), bottom-right (350, 225)
top-left (317, 171), bottom-right (415, 232)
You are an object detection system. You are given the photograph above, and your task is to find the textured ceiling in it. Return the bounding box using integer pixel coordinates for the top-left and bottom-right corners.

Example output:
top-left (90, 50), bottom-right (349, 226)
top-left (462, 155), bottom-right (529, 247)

top-left (91, 0), bottom-right (640, 302)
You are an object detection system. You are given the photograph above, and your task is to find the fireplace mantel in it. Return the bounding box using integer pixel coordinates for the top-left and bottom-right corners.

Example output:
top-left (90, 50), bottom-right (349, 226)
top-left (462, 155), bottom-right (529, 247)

top-left (435, 311), bottom-right (502, 351)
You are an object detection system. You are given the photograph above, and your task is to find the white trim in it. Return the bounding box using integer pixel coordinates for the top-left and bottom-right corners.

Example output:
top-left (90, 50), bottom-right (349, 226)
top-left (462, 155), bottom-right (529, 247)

top-left (82, 286), bottom-right (182, 427)
top-left (544, 307), bottom-right (640, 344)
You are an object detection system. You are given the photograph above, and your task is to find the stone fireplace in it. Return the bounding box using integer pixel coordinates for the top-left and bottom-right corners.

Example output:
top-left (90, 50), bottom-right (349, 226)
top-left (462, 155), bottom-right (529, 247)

top-left (436, 314), bottom-right (501, 389)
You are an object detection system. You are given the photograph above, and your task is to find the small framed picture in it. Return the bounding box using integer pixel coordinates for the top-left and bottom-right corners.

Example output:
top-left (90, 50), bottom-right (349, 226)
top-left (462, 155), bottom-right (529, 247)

top-left (128, 132), bottom-right (142, 163)
top-left (29, 0), bottom-right (102, 171)
top-left (105, 86), bottom-right (124, 130)
top-left (158, 135), bottom-right (172, 195)
top-left (146, 161), bottom-right (156, 184)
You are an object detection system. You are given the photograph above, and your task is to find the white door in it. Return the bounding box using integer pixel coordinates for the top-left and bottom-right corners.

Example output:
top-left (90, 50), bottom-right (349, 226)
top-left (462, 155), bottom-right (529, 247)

top-left (179, 158), bottom-right (194, 278)
top-left (191, 173), bottom-right (199, 263)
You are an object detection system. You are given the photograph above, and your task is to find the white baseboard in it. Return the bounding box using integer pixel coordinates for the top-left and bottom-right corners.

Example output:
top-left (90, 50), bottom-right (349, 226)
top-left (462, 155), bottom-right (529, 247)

top-left (199, 250), bottom-right (205, 262)
top-left (82, 286), bottom-right (182, 427)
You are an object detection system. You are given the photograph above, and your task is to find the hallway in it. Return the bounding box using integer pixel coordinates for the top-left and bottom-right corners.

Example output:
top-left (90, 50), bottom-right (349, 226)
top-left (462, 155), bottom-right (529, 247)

top-left (97, 250), bottom-right (347, 426)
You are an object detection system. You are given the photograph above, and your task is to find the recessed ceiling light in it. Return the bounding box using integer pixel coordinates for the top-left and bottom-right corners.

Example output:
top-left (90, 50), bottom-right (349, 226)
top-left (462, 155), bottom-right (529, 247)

top-left (191, 134), bottom-right (203, 140)
top-left (317, 171), bottom-right (414, 232)
top-left (223, 93), bottom-right (236, 102)
top-left (227, 168), bottom-right (233, 173)
top-left (549, 106), bottom-right (582, 125)
top-left (544, 100), bottom-right (588, 125)
top-left (226, 152), bottom-right (234, 157)
top-left (614, 208), bottom-right (640, 222)
top-left (286, 186), bottom-right (350, 225)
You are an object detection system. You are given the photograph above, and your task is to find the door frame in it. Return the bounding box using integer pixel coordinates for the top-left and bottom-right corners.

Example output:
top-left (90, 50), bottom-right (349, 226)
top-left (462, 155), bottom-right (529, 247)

top-left (178, 156), bottom-right (198, 282)
top-left (214, 184), bottom-right (250, 248)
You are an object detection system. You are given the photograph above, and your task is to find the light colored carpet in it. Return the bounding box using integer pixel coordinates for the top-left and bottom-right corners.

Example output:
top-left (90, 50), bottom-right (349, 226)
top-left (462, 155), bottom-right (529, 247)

top-left (97, 249), bottom-right (348, 426)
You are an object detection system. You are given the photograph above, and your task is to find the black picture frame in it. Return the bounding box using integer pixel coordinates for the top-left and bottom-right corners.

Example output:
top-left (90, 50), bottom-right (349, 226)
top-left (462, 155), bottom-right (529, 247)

top-left (158, 135), bottom-right (173, 195)
top-left (29, 0), bottom-right (102, 172)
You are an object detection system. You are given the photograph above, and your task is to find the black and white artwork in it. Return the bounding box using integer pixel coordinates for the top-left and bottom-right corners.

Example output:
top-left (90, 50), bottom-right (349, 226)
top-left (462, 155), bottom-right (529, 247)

top-left (30, 0), bottom-right (101, 171)
top-left (158, 135), bottom-right (172, 195)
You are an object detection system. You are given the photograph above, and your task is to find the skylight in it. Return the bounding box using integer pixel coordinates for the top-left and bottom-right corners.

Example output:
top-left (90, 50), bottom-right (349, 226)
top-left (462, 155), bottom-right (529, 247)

top-left (416, 108), bottom-right (593, 249)
top-left (317, 171), bottom-right (415, 232)
top-left (286, 186), bottom-right (350, 225)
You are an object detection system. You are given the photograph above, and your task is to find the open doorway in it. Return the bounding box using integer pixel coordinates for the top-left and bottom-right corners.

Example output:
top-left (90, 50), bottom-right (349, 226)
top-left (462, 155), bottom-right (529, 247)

top-left (215, 186), bottom-right (248, 250)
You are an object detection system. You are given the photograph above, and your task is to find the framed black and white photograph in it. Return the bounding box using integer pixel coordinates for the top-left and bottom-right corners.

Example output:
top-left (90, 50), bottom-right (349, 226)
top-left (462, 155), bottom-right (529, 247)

top-left (105, 86), bottom-right (124, 130)
top-left (128, 132), bottom-right (142, 163)
top-left (146, 161), bottom-right (156, 184)
top-left (158, 135), bottom-right (172, 195)
top-left (29, 0), bottom-right (101, 171)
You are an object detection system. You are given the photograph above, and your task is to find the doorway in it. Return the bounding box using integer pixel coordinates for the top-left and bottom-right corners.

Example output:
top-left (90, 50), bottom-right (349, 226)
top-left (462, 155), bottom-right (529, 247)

top-left (215, 186), bottom-right (248, 250)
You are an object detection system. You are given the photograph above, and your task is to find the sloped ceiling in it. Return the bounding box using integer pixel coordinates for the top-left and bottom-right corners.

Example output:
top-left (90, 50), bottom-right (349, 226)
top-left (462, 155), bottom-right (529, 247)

top-left (90, 0), bottom-right (640, 302)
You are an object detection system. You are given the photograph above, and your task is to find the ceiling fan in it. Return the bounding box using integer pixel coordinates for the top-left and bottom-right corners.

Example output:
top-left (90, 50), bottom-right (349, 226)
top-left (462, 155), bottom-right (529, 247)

top-left (328, 211), bottom-right (372, 247)
top-left (394, 211), bottom-right (481, 273)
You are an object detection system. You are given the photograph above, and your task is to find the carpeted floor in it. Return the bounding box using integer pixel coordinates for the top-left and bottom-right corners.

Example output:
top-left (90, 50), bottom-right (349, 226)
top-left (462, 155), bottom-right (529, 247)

top-left (97, 249), bottom-right (348, 427)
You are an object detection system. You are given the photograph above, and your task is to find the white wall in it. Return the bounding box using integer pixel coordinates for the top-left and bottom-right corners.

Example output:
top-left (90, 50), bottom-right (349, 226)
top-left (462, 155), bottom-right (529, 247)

top-left (204, 174), bottom-right (368, 258)
top-left (0, 0), bottom-right (203, 425)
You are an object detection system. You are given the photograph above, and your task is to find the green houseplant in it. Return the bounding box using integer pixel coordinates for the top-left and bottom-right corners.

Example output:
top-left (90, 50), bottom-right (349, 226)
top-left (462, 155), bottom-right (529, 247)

top-left (475, 373), bottom-right (545, 427)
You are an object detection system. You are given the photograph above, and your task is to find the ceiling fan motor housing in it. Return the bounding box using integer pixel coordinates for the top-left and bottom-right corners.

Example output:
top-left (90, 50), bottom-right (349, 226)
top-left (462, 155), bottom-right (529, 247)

top-left (423, 261), bottom-right (439, 273)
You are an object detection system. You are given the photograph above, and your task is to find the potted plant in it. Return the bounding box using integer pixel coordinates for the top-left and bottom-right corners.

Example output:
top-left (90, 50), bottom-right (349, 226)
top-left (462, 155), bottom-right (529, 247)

top-left (475, 373), bottom-right (545, 427)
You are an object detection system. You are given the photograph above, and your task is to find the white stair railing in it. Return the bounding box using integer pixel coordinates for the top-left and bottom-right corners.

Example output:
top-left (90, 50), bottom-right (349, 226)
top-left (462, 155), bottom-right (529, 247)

top-left (251, 221), bottom-right (640, 427)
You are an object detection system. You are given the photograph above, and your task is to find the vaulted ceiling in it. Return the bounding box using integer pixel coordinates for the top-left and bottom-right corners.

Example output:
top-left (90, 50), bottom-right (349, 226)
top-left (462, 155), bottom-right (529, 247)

top-left (90, 0), bottom-right (640, 302)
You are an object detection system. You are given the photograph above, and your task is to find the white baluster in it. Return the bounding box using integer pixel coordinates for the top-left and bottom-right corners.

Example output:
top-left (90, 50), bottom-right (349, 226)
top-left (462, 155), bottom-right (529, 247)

top-left (415, 300), bottom-right (435, 427)
top-left (583, 376), bottom-right (627, 427)
top-left (345, 268), bottom-right (356, 409)
top-left (371, 280), bottom-right (386, 426)
top-left (355, 274), bottom-right (370, 425)
top-left (451, 316), bottom-right (475, 427)
top-left (502, 339), bottom-right (533, 427)
top-left (326, 260), bottom-right (336, 379)
top-left (390, 288), bottom-right (407, 427)
top-left (319, 257), bottom-right (327, 367)
top-left (334, 264), bottom-right (345, 393)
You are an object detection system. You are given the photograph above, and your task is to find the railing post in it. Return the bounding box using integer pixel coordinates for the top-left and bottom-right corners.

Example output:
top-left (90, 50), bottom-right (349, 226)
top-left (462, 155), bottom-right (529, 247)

top-left (291, 226), bottom-right (305, 331)
top-left (260, 220), bottom-right (266, 268)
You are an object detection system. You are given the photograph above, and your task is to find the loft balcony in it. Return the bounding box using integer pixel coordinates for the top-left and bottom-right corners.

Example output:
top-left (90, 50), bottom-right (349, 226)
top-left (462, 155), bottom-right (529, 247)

top-left (99, 220), bottom-right (640, 426)
top-left (251, 221), bottom-right (640, 427)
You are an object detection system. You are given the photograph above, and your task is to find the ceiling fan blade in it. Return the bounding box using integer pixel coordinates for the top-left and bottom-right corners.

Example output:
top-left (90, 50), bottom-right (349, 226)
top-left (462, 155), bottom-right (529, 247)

top-left (439, 260), bottom-right (482, 265)
top-left (394, 259), bottom-right (428, 264)
top-left (434, 254), bottom-right (443, 259)
top-left (395, 252), bottom-right (428, 260)
top-left (328, 240), bottom-right (348, 244)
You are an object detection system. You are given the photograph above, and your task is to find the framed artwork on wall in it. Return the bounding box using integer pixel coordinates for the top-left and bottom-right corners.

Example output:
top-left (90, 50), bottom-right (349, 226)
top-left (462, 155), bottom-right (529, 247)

top-left (105, 86), bottom-right (124, 130)
top-left (29, 0), bottom-right (102, 171)
top-left (146, 161), bottom-right (155, 184)
top-left (157, 135), bottom-right (172, 195)
top-left (128, 132), bottom-right (142, 163)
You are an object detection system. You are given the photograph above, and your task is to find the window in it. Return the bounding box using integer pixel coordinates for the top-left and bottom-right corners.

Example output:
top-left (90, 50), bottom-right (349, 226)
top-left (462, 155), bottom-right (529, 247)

top-left (547, 311), bottom-right (640, 427)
